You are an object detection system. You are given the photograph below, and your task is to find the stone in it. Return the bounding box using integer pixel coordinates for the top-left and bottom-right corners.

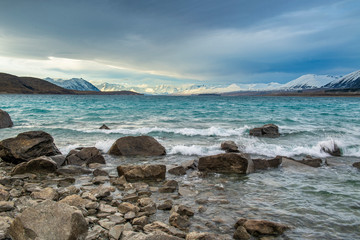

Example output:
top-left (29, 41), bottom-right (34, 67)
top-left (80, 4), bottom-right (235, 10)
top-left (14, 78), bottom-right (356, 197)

top-left (89, 185), bottom-right (114, 199)
top-left (118, 202), bottom-right (139, 214)
top-left (117, 164), bottom-right (166, 181)
top-left (253, 156), bottom-right (282, 170)
top-left (0, 201), bottom-right (14, 212)
top-left (177, 205), bottom-right (194, 217)
top-left (110, 176), bottom-right (128, 186)
top-left (0, 216), bottom-right (13, 239)
top-left (60, 194), bottom-right (90, 208)
top-left (186, 232), bottom-right (228, 240)
top-left (108, 136), bottom-right (166, 156)
top-left (93, 168), bottom-right (108, 176)
top-left (92, 176), bottom-right (109, 185)
top-left (221, 141), bottom-right (239, 153)
top-left (249, 124), bottom-right (280, 138)
top-left (0, 109), bottom-right (13, 129)
top-left (143, 221), bottom-right (187, 238)
top-left (0, 131), bottom-right (61, 164)
top-left (0, 189), bottom-right (10, 201)
top-left (182, 159), bottom-right (198, 170)
top-left (198, 153), bottom-right (252, 174)
top-left (98, 219), bottom-right (116, 230)
top-left (122, 193), bottom-right (139, 202)
top-left (168, 165), bottom-right (187, 175)
top-left (321, 142), bottom-right (341, 156)
top-left (57, 165), bottom-right (92, 175)
top-left (64, 147), bottom-right (105, 166)
top-left (233, 226), bottom-right (251, 240)
top-left (353, 162), bottom-right (360, 169)
top-left (11, 156), bottom-right (58, 175)
top-left (124, 211), bottom-right (136, 220)
top-left (109, 224), bottom-right (124, 239)
top-left (50, 154), bottom-right (66, 167)
top-left (159, 180), bottom-right (178, 193)
top-left (169, 212), bottom-right (190, 231)
top-left (99, 124), bottom-right (110, 130)
top-left (158, 200), bottom-right (173, 210)
top-left (132, 216), bottom-right (148, 227)
top-left (31, 187), bottom-right (59, 200)
top-left (277, 156), bottom-right (315, 170)
top-left (300, 156), bottom-right (323, 167)
top-left (237, 219), bottom-right (289, 236)
top-left (9, 200), bottom-right (87, 240)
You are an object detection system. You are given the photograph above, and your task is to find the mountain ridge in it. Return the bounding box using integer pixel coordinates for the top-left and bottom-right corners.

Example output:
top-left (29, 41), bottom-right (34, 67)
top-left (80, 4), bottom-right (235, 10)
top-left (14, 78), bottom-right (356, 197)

top-left (44, 77), bottom-right (100, 91)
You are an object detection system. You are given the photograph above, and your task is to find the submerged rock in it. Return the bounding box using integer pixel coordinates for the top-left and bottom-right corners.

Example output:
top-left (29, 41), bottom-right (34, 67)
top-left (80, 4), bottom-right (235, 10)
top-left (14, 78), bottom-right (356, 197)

top-left (198, 153), bottom-right (253, 174)
top-left (64, 147), bottom-right (105, 166)
top-left (249, 124), bottom-right (280, 138)
top-left (321, 142), bottom-right (341, 156)
top-left (117, 164), bottom-right (166, 181)
top-left (0, 109), bottom-right (13, 129)
top-left (0, 131), bottom-right (61, 164)
top-left (253, 156), bottom-right (282, 170)
top-left (11, 156), bottom-right (57, 175)
top-left (108, 136), bottom-right (166, 156)
top-left (234, 218), bottom-right (289, 238)
top-left (168, 165), bottom-right (187, 176)
top-left (300, 156), bottom-right (323, 168)
top-left (220, 141), bottom-right (239, 153)
top-left (99, 124), bottom-right (110, 130)
top-left (8, 200), bottom-right (88, 240)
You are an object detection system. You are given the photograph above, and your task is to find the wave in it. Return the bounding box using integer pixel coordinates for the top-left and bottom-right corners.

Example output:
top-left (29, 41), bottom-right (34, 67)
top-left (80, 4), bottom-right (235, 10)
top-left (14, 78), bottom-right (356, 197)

top-left (168, 144), bottom-right (223, 156)
top-left (83, 126), bottom-right (249, 137)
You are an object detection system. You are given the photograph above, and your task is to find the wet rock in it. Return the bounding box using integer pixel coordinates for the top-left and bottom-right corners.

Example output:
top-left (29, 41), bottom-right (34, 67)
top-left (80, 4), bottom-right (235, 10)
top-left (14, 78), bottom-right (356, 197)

top-left (110, 176), bottom-right (128, 186)
top-left (60, 194), bottom-right (90, 208)
top-left (353, 162), bottom-right (360, 169)
top-left (11, 156), bottom-right (58, 175)
top-left (143, 221), bottom-right (187, 238)
top-left (279, 156), bottom-right (315, 170)
top-left (57, 177), bottom-right (76, 187)
top-left (132, 215), bottom-right (149, 227)
top-left (118, 202), bottom-right (139, 214)
top-left (182, 159), bottom-right (198, 170)
top-left (0, 131), bottom-right (61, 164)
top-left (98, 219), bottom-right (116, 230)
top-left (9, 200), bottom-right (88, 239)
top-left (86, 225), bottom-right (107, 240)
top-left (249, 124), bottom-right (280, 138)
top-left (253, 156), bottom-right (282, 170)
top-left (300, 156), bottom-right (323, 168)
top-left (233, 226), bottom-right (251, 240)
top-left (31, 187), bottom-right (59, 200)
top-left (158, 200), bottom-right (173, 210)
top-left (168, 165), bottom-right (187, 176)
top-left (186, 232), bottom-right (228, 240)
top-left (90, 185), bottom-right (114, 199)
top-left (122, 193), bottom-right (139, 202)
top-left (321, 142), bottom-right (341, 156)
top-left (176, 205), bottom-right (194, 217)
top-left (92, 175), bottom-right (109, 185)
top-left (50, 154), bottom-right (66, 167)
top-left (198, 153), bottom-right (252, 174)
top-left (0, 189), bottom-right (10, 201)
top-left (221, 141), bottom-right (239, 153)
top-left (198, 206), bottom-right (207, 213)
top-left (0, 216), bottom-right (13, 239)
top-left (235, 218), bottom-right (290, 237)
top-left (57, 165), bottom-right (92, 175)
top-left (0, 109), bottom-right (13, 129)
top-left (108, 136), bottom-right (166, 156)
top-left (93, 168), bottom-right (108, 176)
top-left (99, 124), bottom-right (110, 130)
top-left (0, 201), bottom-right (14, 212)
top-left (117, 164), bottom-right (166, 181)
top-left (159, 180), bottom-right (178, 193)
top-left (169, 212), bottom-right (190, 231)
top-left (64, 147), bottom-right (105, 166)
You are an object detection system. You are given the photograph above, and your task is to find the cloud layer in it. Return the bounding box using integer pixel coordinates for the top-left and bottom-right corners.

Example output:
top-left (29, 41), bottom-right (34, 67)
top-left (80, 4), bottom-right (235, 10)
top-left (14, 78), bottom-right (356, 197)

top-left (0, 0), bottom-right (359, 85)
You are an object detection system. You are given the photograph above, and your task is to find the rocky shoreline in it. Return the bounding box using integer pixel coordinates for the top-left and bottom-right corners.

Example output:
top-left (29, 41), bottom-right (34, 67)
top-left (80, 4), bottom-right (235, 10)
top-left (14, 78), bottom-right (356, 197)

top-left (0, 111), bottom-right (359, 240)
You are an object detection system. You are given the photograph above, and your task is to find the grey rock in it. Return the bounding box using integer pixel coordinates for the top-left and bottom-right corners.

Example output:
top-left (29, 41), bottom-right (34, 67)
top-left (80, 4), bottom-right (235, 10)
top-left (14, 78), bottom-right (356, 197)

top-left (0, 109), bottom-right (13, 129)
top-left (249, 124), bottom-right (280, 138)
top-left (221, 141), bottom-right (239, 153)
top-left (117, 164), bottom-right (166, 181)
top-left (11, 156), bottom-right (57, 175)
top-left (198, 153), bottom-right (252, 174)
top-left (108, 136), bottom-right (166, 156)
top-left (65, 147), bottom-right (105, 166)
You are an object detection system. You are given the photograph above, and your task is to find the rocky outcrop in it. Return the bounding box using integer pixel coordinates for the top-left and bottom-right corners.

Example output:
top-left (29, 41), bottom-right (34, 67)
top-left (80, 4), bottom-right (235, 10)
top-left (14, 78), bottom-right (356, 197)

top-left (234, 218), bottom-right (289, 238)
top-left (299, 156), bottom-right (323, 167)
top-left (0, 131), bottom-right (61, 164)
top-left (220, 141), bottom-right (239, 153)
top-left (198, 153), bottom-right (253, 174)
top-left (249, 124), bottom-right (280, 138)
top-left (99, 124), bottom-right (110, 130)
top-left (253, 156), bottom-right (282, 170)
top-left (64, 147), bottom-right (105, 166)
top-left (0, 110), bottom-right (13, 129)
top-left (8, 200), bottom-right (88, 240)
top-left (108, 136), bottom-right (166, 156)
top-left (117, 164), bottom-right (166, 181)
top-left (353, 162), bottom-right (360, 169)
top-left (321, 142), bottom-right (341, 156)
top-left (11, 156), bottom-right (58, 175)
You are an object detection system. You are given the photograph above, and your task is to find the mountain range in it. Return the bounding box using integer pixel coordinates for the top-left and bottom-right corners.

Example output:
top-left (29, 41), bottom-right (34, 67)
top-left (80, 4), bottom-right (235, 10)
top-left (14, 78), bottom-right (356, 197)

top-left (44, 77), bottom-right (100, 91)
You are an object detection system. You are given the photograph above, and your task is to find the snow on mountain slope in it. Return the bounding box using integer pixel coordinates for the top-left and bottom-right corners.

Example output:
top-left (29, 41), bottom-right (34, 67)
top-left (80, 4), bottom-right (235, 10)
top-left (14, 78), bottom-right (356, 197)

top-left (323, 70), bottom-right (360, 89)
top-left (281, 74), bottom-right (338, 90)
top-left (44, 78), bottom-right (100, 91)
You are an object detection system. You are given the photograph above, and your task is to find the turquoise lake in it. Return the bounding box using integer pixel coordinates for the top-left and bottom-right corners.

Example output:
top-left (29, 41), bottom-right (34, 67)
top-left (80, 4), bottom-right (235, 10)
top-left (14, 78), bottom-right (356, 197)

top-left (1, 94), bottom-right (360, 239)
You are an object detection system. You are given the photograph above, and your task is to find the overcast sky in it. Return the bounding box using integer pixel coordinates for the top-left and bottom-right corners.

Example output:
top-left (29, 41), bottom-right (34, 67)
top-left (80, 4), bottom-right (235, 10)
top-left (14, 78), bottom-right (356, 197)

top-left (0, 0), bottom-right (359, 86)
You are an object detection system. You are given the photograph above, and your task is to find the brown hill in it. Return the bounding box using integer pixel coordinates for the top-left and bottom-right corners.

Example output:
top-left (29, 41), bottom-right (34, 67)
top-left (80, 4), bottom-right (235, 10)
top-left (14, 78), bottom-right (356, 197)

top-left (0, 73), bottom-right (142, 95)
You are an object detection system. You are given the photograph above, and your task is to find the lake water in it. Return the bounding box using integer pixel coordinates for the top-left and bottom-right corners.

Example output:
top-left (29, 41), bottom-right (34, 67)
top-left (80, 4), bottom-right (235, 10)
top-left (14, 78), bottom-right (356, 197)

top-left (1, 94), bottom-right (360, 239)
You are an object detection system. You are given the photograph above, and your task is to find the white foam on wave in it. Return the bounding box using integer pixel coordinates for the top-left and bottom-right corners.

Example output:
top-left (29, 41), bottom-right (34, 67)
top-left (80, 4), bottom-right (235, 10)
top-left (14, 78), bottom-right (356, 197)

top-left (83, 126), bottom-right (247, 137)
top-left (94, 140), bottom-right (114, 153)
top-left (169, 144), bottom-right (223, 156)
top-left (59, 144), bottom-right (80, 155)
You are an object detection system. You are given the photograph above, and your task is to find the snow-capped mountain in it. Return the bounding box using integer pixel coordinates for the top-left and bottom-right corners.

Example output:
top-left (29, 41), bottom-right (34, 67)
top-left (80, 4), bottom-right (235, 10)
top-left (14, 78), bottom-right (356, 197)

top-left (323, 70), bottom-right (360, 89)
top-left (281, 74), bottom-right (338, 90)
top-left (44, 78), bottom-right (100, 91)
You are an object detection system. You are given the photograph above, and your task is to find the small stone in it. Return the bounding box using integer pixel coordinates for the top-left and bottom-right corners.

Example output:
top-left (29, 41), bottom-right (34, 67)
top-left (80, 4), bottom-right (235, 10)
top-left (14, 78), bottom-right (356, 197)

top-left (143, 221), bottom-right (186, 238)
top-left (158, 200), bottom-right (173, 210)
top-left (221, 141), bottom-right (239, 153)
top-left (110, 176), bottom-right (128, 186)
top-left (169, 212), bottom-right (190, 231)
top-left (93, 168), bottom-right (108, 176)
top-left (159, 180), bottom-right (179, 193)
top-left (124, 211), bottom-right (136, 220)
top-left (118, 202), bottom-right (139, 214)
top-left (132, 216), bottom-right (148, 227)
top-left (234, 226), bottom-right (251, 240)
top-left (9, 189), bottom-right (22, 198)
top-left (168, 166), bottom-right (186, 176)
top-left (99, 203), bottom-right (118, 214)
top-left (177, 205), bottom-right (194, 217)
top-left (122, 193), bottom-right (139, 202)
top-left (100, 124), bottom-right (110, 130)
top-left (31, 187), bottom-right (58, 200)
top-left (123, 222), bottom-right (133, 231)
top-left (0, 189), bottom-right (10, 201)
top-left (0, 201), bottom-right (14, 212)
top-left (98, 219), bottom-right (116, 230)
top-left (198, 206), bottom-right (207, 213)
top-left (92, 176), bottom-right (109, 185)
top-left (109, 224), bottom-right (124, 239)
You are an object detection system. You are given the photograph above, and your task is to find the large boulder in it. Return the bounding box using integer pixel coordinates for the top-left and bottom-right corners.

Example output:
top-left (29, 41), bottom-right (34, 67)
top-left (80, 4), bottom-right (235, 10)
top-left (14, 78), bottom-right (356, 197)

top-left (11, 156), bottom-right (57, 175)
top-left (198, 153), bottom-right (253, 174)
top-left (234, 218), bottom-right (289, 238)
top-left (252, 156), bottom-right (282, 170)
top-left (8, 200), bottom-right (88, 240)
top-left (108, 136), bottom-right (166, 156)
top-left (0, 131), bottom-right (61, 164)
top-left (64, 147), bottom-right (105, 166)
top-left (220, 141), bottom-right (239, 153)
top-left (249, 124), bottom-right (280, 138)
top-left (117, 164), bottom-right (166, 181)
top-left (0, 110), bottom-right (13, 129)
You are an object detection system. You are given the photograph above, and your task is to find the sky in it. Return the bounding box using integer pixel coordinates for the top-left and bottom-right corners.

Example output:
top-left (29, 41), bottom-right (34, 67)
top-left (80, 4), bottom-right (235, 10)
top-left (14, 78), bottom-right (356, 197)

top-left (0, 0), bottom-right (360, 87)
